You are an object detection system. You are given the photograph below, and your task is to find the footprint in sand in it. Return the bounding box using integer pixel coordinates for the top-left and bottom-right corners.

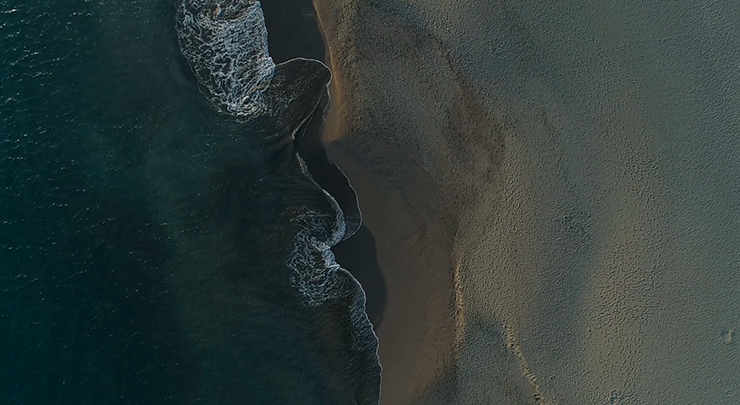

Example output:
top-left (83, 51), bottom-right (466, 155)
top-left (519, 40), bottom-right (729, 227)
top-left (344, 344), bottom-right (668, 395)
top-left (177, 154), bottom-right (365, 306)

top-left (608, 389), bottom-right (635, 404)
top-left (721, 328), bottom-right (736, 345)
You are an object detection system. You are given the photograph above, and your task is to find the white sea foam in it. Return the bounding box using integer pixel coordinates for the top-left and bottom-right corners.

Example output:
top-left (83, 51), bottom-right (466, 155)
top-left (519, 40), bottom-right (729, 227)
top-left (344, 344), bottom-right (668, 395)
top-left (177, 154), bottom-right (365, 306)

top-left (176, 0), bottom-right (275, 116)
top-left (287, 156), bottom-right (349, 306)
top-left (175, 1), bottom-right (380, 364)
top-left (177, 1), bottom-right (353, 307)
top-left (287, 159), bottom-right (377, 355)
top-left (176, 0), bottom-right (353, 309)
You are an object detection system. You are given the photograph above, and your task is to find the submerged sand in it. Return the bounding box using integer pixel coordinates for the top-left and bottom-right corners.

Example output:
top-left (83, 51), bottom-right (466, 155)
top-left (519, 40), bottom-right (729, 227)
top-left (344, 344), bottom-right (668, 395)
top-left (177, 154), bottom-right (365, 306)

top-left (315, 0), bottom-right (740, 403)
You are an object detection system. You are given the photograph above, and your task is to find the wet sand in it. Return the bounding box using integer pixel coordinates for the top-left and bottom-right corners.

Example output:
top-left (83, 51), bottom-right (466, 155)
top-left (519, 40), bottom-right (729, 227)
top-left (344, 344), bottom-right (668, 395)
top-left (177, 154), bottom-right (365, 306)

top-left (314, 0), bottom-right (740, 404)
top-left (262, 0), bottom-right (388, 328)
top-left (320, 148), bottom-right (462, 403)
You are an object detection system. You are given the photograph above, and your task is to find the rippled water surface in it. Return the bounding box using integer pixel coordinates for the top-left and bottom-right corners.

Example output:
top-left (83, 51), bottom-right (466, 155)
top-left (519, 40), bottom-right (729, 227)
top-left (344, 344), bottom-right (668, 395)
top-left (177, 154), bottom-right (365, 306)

top-left (0, 1), bottom-right (380, 403)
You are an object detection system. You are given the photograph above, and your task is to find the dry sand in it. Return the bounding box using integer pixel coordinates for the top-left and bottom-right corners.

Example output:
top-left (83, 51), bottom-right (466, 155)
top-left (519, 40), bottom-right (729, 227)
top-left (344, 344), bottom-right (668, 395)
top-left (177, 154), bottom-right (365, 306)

top-left (315, 0), bottom-right (740, 403)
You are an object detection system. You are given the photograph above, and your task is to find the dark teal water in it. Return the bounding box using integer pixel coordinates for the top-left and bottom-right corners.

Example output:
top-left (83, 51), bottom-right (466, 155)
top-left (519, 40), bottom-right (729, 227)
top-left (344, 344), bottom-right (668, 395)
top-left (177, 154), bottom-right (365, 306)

top-left (0, 1), bottom-right (380, 403)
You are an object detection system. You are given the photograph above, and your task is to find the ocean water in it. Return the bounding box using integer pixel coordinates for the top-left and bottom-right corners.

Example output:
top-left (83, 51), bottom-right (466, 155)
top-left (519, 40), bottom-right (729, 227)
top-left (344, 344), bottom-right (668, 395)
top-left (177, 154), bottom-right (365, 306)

top-left (0, 0), bottom-right (380, 403)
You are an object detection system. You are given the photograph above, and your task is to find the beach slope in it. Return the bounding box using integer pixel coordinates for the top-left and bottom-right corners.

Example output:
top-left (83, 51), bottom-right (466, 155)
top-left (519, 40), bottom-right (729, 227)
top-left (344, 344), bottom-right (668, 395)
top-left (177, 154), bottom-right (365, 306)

top-left (315, 0), bottom-right (740, 404)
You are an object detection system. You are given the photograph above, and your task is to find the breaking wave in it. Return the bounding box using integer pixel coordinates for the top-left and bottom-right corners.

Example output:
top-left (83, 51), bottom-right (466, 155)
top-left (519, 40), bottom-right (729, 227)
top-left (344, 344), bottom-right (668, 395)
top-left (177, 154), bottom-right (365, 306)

top-left (175, 2), bottom-right (380, 402)
top-left (287, 157), bottom-right (348, 306)
top-left (177, 0), bottom-right (376, 331)
top-left (176, 0), bottom-right (275, 116)
top-left (175, 0), bottom-right (356, 310)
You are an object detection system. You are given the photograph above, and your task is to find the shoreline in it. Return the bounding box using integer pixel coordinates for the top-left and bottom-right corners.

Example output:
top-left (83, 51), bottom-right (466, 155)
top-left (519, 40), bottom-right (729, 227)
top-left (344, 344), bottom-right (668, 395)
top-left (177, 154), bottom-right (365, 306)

top-left (311, 0), bottom-right (539, 403)
top-left (312, 2), bottom-right (470, 403)
top-left (311, 7), bottom-right (465, 400)
top-left (320, 144), bottom-right (459, 403)
top-left (311, 0), bottom-right (740, 403)
top-left (261, 0), bottom-right (388, 327)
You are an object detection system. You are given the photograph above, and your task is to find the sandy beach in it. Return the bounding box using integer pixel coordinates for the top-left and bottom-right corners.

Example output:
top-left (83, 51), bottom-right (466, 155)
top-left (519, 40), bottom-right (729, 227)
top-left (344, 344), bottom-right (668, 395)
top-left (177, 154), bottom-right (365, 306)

top-left (315, 0), bottom-right (740, 404)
